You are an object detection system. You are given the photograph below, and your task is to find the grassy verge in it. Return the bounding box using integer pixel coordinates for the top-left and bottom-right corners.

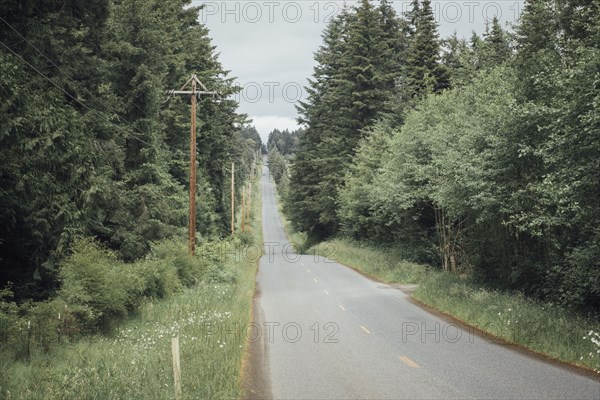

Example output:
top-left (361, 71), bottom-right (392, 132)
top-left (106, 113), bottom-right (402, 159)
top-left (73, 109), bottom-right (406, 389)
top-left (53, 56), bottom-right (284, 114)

top-left (305, 238), bottom-right (429, 284)
top-left (0, 178), bottom-right (263, 399)
top-left (273, 187), bottom-right (307, 251)
top-left (298, 236), bottom-right (600, 374)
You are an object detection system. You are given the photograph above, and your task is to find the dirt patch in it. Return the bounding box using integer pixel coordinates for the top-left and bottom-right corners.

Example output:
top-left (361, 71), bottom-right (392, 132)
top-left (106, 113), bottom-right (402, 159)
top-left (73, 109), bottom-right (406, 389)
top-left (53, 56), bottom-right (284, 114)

top-left (240, 284), bottom-right (273, 399)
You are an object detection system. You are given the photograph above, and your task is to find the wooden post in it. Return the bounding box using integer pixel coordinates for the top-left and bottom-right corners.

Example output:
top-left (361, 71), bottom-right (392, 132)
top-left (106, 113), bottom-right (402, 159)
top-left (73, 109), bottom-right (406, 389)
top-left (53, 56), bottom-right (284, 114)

top-left (241, 185), bottom-right (246, 232)
top-left (26, 320), bottom-right (31, 361)
top-left (188, 78), bottom-right (197, 256)
top-left (248, 180), bottom-right (252, 222)
top-left (231, 161), bottom-right (235, 236)
top-left (172, 336), bottom-right (182, 399)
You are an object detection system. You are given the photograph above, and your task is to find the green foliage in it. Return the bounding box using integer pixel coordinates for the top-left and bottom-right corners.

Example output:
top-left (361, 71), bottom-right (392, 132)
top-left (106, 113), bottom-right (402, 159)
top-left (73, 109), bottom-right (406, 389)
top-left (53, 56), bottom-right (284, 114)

top-left (413, 272), bottom-right (600, 371)
top-left (59, 239), bottom-right (145, 330)
top-left (268, 147), bottom-right (287, 185)
top-left (302, 0), bottom-right (600, 312)
top-left (0, 235), bottom-right (238, 361)
top-left (289, 0), bottom-right (408, 238)
top-left (0, 0), bottom-right (259, 301)
top-left (0, 204), bottom-right (262, 398)
top-left (267, 128), bottom-right (303, 155)
top-left (308, 238), bottom-right (430, 284)
top-left (149, 239), bottom-right (206, 288)
top-left (134, 259), bottom-right (181, 300)
top-left (404, 0), bottom-right (449, 96)
top-left (338, 123), bottom-right (393, 241)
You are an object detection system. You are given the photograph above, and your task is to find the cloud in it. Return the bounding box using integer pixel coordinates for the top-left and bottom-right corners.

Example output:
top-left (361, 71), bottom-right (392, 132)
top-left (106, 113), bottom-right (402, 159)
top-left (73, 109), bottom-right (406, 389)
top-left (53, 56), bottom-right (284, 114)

top-left (249, 115), bottom-right (300, 143)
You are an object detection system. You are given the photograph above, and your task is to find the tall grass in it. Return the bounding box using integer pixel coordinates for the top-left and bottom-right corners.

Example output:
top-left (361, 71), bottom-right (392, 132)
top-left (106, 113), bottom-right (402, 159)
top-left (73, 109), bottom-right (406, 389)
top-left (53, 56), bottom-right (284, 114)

top-left (0, 177), bottom-right (263, 398)
top-left (307, 238), bottom-right (429, 284)
top-left (274, 189), bottom-right (307, 252)
top-left (413, 272), bottom-right (600, 373)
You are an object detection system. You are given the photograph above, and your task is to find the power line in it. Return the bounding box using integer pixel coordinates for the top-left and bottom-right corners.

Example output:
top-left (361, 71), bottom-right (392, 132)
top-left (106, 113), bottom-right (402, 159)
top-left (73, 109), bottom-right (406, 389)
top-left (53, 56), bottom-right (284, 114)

top-left (0, 23), bottom-right (156, 149)
top-left (0, 16), bottom-right (151, 123)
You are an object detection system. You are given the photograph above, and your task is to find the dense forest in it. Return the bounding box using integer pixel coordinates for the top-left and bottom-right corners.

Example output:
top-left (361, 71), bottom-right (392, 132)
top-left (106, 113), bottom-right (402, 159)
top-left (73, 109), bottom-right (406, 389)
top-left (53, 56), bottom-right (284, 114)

top-left (0, 0), bottom-right (261, 301)
top-left (267, 128), bottom-right (303, 156)
top-left (285, 0), bottom-right (600, 312)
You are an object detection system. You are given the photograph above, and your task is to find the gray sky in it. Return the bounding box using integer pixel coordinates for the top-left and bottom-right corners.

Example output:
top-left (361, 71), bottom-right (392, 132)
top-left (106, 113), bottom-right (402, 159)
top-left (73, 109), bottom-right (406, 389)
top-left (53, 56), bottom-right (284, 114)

top-left (195, 0), bottom-right (525, 143)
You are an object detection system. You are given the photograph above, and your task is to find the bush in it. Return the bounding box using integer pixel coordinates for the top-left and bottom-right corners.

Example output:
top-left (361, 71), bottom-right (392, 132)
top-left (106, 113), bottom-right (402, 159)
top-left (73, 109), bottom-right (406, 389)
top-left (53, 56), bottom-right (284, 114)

top-left (133, 259), bottom-right (181, 299)
top-left (0, 237), bottom-right (225, 360)
top-left (237, 231), bottom-right (255, 247)
top-left (59, 238), bottom-right (145, 330)
top-left (206, 263), bottom-right (238, 284)
top-left (0, 285), bottom-right (20, 358)
top-left (150, 239), bottom-right (207, 287)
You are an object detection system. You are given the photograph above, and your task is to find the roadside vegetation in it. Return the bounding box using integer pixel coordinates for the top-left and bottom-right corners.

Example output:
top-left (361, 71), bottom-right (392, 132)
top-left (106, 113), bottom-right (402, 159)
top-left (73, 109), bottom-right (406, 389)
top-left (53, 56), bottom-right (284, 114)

top-left (0, 179), bottom-right (263, 399)
top-left (1, 2), bottom-right (265, 397)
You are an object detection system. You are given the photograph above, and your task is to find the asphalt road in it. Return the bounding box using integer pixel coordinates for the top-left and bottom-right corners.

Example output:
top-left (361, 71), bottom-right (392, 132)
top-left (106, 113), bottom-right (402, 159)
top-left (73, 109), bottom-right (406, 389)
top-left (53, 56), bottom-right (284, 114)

top-left (249, 165), bottom-right (600, 399)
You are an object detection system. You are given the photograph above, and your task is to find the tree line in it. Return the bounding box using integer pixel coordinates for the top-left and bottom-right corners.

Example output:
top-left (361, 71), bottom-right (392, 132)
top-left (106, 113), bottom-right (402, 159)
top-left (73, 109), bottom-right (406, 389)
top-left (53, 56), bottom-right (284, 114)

top-left (0, 0), bottom-right (260, 301)
top-left (285, 0), bottom-right (600, 312)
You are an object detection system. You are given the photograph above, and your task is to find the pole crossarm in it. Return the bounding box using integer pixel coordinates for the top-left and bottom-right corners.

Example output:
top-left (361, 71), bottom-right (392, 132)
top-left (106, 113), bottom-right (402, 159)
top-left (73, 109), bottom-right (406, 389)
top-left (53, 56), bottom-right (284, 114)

top-left (167, 90), bottom-right (217, 96)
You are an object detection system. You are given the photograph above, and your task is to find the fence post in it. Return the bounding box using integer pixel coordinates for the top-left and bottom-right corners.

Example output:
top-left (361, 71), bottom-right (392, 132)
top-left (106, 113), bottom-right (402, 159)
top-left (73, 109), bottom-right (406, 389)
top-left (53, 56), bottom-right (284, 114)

top-left (172, 336), bottom-right (182, 399)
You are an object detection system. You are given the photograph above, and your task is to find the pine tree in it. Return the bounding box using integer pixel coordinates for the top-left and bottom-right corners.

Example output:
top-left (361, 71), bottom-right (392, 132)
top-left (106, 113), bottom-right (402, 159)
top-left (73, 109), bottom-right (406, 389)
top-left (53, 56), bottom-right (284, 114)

top-left (0, 0), bottom-right (250, 298)
top-left (289, 1), bottom-right (404, 237)
top-left (405, 0), bottom-right (449, 96)
top-left (288, 10), bottom-right (349, 236)
top-left (481, 16), bottom-right (511, 68)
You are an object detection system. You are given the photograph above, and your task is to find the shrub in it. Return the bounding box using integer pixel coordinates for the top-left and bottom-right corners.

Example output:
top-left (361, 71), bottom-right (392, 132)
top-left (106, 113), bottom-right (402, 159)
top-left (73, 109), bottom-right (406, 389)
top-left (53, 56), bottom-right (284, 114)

top-left (206, 263), bottom-right (238, 284)
top-left (133, 258), bottom-right (181, 299)
top-left (59, 238), bottom-right (144, 330)
top-left (150, 239), bottom-right (207, 287)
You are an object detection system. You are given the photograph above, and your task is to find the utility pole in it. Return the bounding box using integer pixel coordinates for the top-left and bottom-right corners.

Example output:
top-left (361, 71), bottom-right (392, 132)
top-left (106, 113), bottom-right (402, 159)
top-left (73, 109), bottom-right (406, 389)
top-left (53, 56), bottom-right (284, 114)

top-left (241, 185), bottom-right (246, 232)
top-left (246, 182), bottom-right (250, 231)
top-left (167, 74), bottom-right (217, 255)
top-left (231, 161), bottom-right (235, 236)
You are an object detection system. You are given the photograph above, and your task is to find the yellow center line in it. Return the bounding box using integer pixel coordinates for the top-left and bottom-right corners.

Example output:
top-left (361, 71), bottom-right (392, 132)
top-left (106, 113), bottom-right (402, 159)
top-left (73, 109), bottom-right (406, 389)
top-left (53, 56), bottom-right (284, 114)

top-left (313, 278), bottom-right (318, 283)
top-left (399, 355), bottom-right (421, 369)
top-left (339, 305), bottom-right (346, 311)
top-left (360, 325), bottom-right (370, 334)
top-left (324, 290), bottom-right (329, 295)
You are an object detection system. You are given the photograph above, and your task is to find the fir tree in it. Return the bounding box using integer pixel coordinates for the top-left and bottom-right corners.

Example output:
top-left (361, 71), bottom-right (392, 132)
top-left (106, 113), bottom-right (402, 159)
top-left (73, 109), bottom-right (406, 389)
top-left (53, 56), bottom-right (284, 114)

top-left (405, 0), bottom-right (449, 96)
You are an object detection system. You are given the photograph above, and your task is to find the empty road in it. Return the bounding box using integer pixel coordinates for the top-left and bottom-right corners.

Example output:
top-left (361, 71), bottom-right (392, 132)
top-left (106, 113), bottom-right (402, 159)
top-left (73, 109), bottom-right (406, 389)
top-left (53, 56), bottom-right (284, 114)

top-left (247, 165), bottom-right (600, 399)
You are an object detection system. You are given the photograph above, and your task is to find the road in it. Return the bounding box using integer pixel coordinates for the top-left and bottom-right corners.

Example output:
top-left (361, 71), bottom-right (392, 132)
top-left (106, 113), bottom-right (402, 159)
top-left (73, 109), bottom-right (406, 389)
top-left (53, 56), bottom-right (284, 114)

top-left (248, 164), bottom-right (600, 399)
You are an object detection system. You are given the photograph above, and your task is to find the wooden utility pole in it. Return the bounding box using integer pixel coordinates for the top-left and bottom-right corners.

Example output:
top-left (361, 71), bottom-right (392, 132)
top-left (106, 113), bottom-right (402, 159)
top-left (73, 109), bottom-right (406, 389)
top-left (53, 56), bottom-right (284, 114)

top-left (189, 78), bottom-right (197, 255)
top-left (247, 182), bottom-right (251, 229)
top-left (241, 185), bottom-right (246, 232)
top-left (167, 74), bottom-right (217, 255)
top-left (231, 161), bottom-right (235, 236)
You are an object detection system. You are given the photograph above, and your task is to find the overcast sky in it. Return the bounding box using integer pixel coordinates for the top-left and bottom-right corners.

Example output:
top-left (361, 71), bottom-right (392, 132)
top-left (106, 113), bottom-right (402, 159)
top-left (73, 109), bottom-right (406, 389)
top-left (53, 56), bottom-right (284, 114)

top-left (194, 0), bottom-right (525, 143)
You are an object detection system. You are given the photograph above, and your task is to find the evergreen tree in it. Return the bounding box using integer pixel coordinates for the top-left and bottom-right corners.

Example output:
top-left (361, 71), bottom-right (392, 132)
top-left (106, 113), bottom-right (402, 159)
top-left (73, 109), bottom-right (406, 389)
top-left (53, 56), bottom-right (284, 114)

top-left (0, 0), bottom-right (111, 297)
top-left (288, 10), bottom-right (349, 236)
top-left (405, 0), bottom-right (449, 96)
top-left (288, 1), bottom-right (404, 237)
top-left (481, 17), bottom-right (512, 68)
top-left (0, 0), bottom-right (251, 299)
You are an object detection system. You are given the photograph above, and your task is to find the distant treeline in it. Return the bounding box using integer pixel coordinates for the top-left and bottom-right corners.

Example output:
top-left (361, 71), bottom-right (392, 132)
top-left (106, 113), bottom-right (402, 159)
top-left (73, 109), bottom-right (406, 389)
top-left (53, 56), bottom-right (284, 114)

top-left (267, 128), bottom-right (304, 156)
top-left (0, 0), bottom-right (260, 300)
top-left (283, 0), bottom-right (600, 312)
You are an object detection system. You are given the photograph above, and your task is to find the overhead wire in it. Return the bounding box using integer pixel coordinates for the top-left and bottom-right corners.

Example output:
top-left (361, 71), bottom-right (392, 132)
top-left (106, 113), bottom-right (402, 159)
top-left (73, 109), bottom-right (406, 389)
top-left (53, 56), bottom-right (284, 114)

top-left (0, 17), bottom-right (163, 149)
